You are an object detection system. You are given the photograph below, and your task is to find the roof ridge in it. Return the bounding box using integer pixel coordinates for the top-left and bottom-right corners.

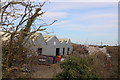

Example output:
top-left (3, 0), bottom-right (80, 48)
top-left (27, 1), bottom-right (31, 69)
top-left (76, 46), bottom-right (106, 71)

top-left (43, 35), bottom-right (55, 42)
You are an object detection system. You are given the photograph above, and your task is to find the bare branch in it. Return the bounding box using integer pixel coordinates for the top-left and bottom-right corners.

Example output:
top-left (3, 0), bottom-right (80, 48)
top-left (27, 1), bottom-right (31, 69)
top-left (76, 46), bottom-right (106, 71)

top-left (39, 1), bottom-right (46, 7)
top-left (1, 2), bottom-right (27, 22)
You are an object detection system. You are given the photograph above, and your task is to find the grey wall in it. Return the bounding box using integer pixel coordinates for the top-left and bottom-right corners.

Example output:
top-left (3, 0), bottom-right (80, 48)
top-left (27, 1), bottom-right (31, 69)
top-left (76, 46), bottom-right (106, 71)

top-left (45, 36), bottom-right (61, 56)
top-left (24, 35), bottom-right (73, 56)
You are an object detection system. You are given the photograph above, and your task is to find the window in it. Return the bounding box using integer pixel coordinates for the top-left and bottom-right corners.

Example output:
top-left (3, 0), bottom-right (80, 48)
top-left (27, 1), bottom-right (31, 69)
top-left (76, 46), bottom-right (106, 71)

top-left (38, 48), bottom-right (42, 55)
top-left (54, 41), bottom-right (56, 45)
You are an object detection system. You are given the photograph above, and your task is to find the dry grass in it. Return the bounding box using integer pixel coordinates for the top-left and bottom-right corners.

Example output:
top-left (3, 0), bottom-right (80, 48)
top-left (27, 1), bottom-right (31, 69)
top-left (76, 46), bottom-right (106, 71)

top-left (89, 46), bottom-right (118, 78)
top-left (72, 44), bottom-right (119, 78)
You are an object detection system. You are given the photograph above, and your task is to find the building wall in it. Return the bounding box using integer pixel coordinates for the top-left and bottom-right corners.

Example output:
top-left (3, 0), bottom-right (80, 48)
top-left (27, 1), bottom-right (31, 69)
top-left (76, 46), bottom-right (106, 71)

top-left (45, 36), bottom-right (61, 56)
top-left (24, 39), bottom-right (37, 56)
top-left (60, 41), bottom-right (67, 56)
top-left (66, 40), bottom-right (73, 55)
top-left (34, 34), bottom-right (47, 55)
top-left (1, 31), bottom-right (73, 56)
top-left (24, 34), bottom-right (73, 56)
top-left (24, 34), bottom-right (47, 56)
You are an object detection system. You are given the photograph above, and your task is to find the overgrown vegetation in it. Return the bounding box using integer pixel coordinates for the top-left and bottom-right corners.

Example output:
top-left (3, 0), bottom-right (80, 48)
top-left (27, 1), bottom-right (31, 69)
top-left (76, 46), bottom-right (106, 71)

top-left (0, 0), bottom-right (56, 78)
top-left (72, 43), bottom-right (88, 55)
top-left (53, 56), bottom-right (98, 79)
top-left (54, 45), bottom-right (119, 79)
top-left (2, 41), bottom-right (35, 78)
top-left (106, 46), bottom-right (119, 78)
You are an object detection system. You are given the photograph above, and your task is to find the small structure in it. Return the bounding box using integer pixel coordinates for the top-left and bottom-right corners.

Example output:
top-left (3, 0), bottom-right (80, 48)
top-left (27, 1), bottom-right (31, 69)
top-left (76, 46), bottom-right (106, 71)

top-left (24, 33), bottom-right (47, 56)
top-left (58, 39), bottom-right (67, 56)
top-left (64, 39), bottom-right (73, 55)
top-left (43, 35), bottom-right (61, 56)
top-left (0, 31), bottom-right (73, 57)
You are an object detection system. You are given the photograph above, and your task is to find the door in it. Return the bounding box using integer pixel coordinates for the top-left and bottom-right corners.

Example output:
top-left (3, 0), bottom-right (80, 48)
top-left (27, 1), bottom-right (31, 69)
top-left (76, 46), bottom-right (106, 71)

top-left (63, 48), bottom-right (65, 55)
top-left (56, 48), bottom-right (60, 56)
top-left (67, 48), bottom-right (70, 55)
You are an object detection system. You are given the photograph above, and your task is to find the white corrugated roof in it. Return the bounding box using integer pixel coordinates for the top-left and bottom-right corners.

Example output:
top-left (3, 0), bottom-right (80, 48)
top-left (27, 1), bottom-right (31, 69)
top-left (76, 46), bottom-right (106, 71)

top-left (58, 38), bottom-right (70, 43)
top-left (0, 31), bottom-right (71, 44)
top-left (43, 35), bottom-right (55, 42)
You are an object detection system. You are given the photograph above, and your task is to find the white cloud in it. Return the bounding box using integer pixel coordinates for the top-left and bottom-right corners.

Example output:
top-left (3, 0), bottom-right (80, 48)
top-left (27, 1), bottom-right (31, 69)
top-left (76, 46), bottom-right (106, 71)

top-left (77, 13), bottom-right (117, 21)
top-left (43, 2), bottom-right (117, 32)
top-left (44, 12), bottom-right (67, 18)
top-left (43, 2), bottom-right (117, 12)
top-left (42, 12), bottom-right (68, 21)
top-left (53, 20), bottom-right (118, 32)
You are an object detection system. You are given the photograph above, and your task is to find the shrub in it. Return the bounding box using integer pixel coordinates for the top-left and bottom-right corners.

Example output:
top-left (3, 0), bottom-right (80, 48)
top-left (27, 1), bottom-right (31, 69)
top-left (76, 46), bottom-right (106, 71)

top-left (53, 56), bottom-right (98, 80)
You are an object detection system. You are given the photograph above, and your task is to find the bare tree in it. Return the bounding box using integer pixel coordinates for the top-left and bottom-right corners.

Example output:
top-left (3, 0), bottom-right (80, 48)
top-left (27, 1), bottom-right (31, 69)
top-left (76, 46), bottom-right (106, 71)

top-left (0, 0), bottom-right (56, 77)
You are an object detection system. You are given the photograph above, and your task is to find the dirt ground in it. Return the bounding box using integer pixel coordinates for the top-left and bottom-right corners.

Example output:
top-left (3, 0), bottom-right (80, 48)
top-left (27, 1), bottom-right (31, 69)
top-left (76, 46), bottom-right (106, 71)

top-left (31, 63), bottom-right (62, 78)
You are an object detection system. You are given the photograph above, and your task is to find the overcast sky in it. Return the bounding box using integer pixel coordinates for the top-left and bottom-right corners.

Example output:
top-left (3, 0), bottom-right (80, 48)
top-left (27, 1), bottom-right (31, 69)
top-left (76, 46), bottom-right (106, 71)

top-left (3, 0), bottom-right (118, 46)
top-left (39, 1), bottom-right (118, 46)
top-left (30, 0), bottom-right (119, 2)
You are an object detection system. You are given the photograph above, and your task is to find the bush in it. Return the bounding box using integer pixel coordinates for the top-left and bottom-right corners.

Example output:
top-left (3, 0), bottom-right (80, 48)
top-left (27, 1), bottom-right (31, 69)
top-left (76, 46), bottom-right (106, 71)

top-left (53, 56), bottom-right (98, 80)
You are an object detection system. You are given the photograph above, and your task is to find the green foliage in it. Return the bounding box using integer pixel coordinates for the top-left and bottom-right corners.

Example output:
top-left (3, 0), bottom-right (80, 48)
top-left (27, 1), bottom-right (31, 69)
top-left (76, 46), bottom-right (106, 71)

top-left (53, 56), bottom-right (98, 80)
